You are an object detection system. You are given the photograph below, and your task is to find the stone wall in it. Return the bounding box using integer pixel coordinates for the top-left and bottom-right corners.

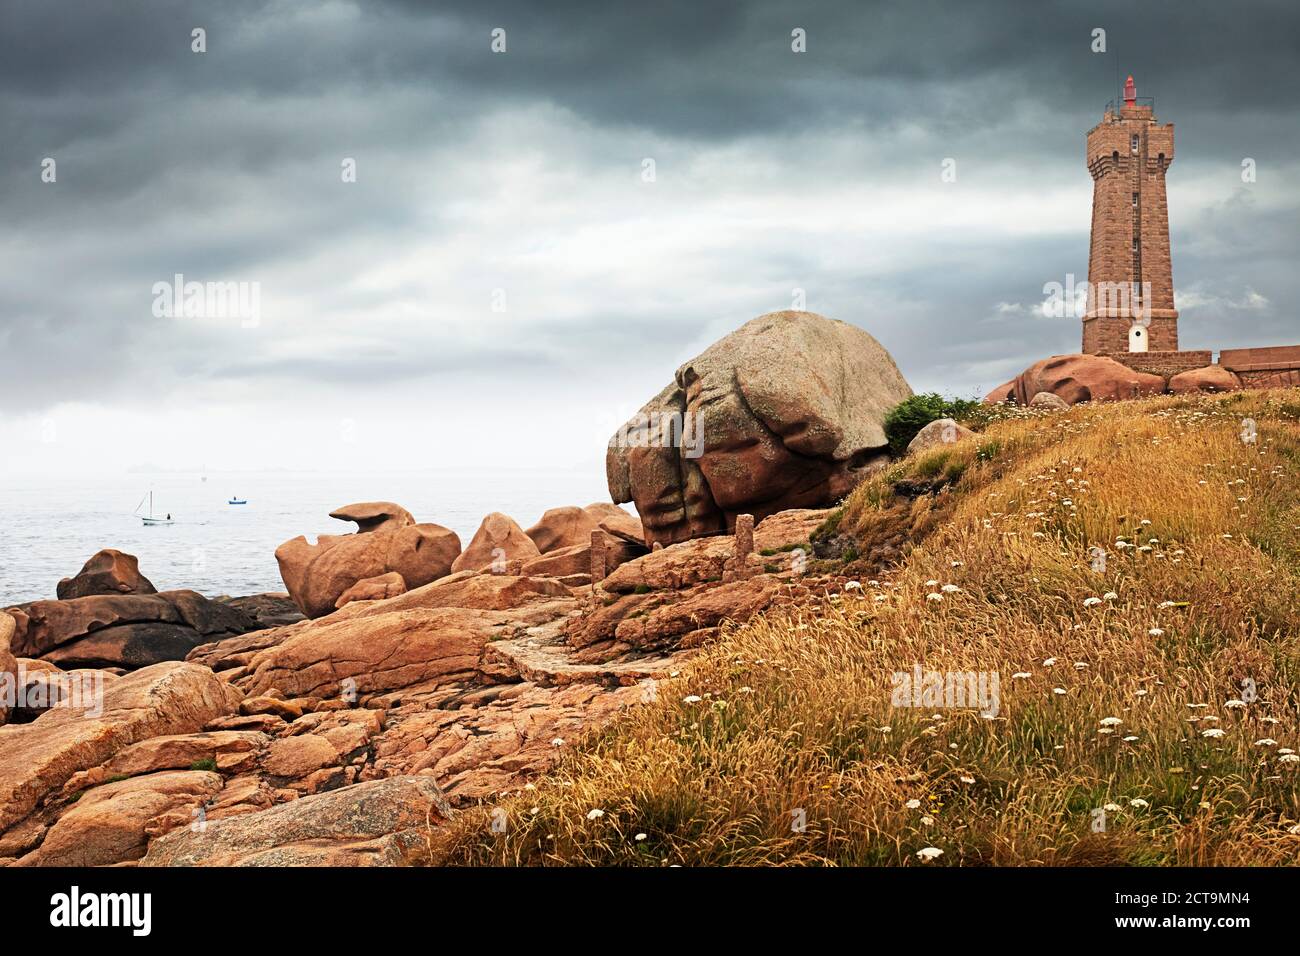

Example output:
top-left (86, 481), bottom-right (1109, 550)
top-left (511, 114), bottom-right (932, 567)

top-left (1105, 349), bottom-right (1212, 379)
top-left (1219, 345), bottom-right (1300, 389)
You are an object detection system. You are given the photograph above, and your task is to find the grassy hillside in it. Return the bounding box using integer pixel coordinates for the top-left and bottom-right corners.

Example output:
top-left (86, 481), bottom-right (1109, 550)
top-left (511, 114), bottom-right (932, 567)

top-left (430, 389), bottom-right (1300, 866)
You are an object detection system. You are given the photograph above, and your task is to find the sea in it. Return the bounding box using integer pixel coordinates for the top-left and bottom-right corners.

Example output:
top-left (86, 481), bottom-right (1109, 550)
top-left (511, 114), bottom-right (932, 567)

top-left (0, 470), bottom-right (618, 606)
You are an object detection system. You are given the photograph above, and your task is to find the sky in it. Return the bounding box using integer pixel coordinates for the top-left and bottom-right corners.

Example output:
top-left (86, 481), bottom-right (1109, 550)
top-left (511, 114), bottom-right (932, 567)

top-left (2, 0), bottom-right (1297, 480)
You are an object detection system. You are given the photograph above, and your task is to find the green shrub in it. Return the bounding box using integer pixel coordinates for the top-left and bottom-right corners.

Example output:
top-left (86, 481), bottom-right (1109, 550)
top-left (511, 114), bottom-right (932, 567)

top-left (883, 393), bottom-right (980, 456)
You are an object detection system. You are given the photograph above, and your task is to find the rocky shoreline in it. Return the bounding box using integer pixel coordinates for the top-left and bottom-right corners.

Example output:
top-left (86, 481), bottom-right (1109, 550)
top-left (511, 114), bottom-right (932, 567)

top-left (0, 311), bottom-right (895, 867)
top-left (0, 310), bottom-right (1258, 868)
top-left (0, 499), bottom-right (838, 866)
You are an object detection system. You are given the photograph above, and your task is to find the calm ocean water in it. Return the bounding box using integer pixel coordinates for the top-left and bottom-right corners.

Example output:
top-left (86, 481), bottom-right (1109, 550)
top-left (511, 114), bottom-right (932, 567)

top-left (0, 471), bottom-right (620, 605)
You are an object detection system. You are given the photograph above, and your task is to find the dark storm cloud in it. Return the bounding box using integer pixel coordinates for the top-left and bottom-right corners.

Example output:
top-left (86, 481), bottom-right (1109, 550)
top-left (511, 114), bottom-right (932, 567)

top-left (1, 0), bottom-right (1297, 419)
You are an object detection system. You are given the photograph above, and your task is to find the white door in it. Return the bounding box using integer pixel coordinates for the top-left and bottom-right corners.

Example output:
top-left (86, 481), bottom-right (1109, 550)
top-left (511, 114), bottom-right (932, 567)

top-left (1129, 324), bottom-right (1149, 353)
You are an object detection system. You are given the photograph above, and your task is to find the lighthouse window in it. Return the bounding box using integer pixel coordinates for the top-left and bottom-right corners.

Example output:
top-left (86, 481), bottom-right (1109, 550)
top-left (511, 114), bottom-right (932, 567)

top-left (1132, 192), bottom-right (1139, 207)
top-left (1131, 135), bottom-right (1139, 152)
top-left (1132, 239), bottom-right (1139, 252)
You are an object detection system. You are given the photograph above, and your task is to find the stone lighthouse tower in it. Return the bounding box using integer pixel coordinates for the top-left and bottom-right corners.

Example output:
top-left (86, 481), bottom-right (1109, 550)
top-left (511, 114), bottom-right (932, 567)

top-left (1082, 76), bottom-right (1178, 355)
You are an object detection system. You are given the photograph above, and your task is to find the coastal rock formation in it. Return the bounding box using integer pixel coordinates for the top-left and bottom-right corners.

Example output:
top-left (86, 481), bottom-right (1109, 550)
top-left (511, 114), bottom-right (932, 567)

top-left (521, 536), bottom-right (640, 580)
top-left (525, 506), bottom-right (601, 553)
top-left (3, 504), bottom-right (833, 867)
top-left (1169, 365), bottom-right (1242, 394)
top-left (6, 587), bottom-right (256, 670)
top-left (606, 311), bottom-right (911, 546)
top-left (450, 512), bottom-right (540, 573)
top-left (583, 502), bottom-right (646, 545)
top-left (4, 659), bottom-right (116, 724)
top-left (601, 536), bottom-right (735, 594)
top-left (57, 549), bottom-right (157, 600)
top-left (30, 769), bottom-right (225, 866)
top-left (214, 593), bottom-right (305, 630)
top-left (905, 418), bottom-right (975, 456)
top-left (334, 571), bottom-right (407, 609)
top-left (141, 776), bottom-right (452, 867)
top-left (0, 615), bottom-right (17, 726)
top-left (328, 501), bottom-right (415, 533)
top-left (239, 607), bottom-right (508, 700)
top-left (275, 502), bottom-right (462, 618)
top-left (0, 662), bottom-right (241, 841)
top-left (984, 354), bottom-right (1165, 406)
top-left (524, 503), bottom-right (646, 554)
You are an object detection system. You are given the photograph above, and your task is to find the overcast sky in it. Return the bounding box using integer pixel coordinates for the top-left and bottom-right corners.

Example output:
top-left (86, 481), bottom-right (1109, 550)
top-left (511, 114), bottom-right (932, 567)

top-left (2, 0), bottom-right (1297, 479)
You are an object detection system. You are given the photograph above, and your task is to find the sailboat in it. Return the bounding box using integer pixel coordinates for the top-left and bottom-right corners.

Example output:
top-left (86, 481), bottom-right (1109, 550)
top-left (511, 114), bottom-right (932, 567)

top-left (228, 496), bottom-right (248, 505)
top-left (134, 490), bottom-right (174, 526)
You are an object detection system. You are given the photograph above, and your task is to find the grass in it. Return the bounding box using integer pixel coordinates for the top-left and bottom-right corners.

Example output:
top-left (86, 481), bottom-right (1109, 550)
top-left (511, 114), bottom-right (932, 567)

top-left (426, 390), bottom-right (1300, 866)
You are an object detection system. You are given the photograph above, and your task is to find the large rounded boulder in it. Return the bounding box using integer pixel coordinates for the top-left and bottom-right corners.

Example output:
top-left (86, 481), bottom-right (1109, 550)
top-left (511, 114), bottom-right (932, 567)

top-left (57, 549), bottom-right (157, 600)
top-left (606, 311), bottom-right (911, 546)
top-left (451, 513), bottom-right (540, 573)
top-left (985, 354), bottom-right (1165, 406)
top-left (1168, 365), bottom-right (1242, 395)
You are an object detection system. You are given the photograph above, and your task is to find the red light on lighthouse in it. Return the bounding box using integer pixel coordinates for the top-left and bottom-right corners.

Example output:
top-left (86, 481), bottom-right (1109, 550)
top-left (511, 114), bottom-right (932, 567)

top-left (1123, 75), bottom-right (1136, 107)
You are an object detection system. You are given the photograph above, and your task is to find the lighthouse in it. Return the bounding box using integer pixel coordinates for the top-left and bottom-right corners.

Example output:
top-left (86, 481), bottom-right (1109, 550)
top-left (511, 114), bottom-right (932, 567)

top-left (1081, 76), bottom-right (1179, 355)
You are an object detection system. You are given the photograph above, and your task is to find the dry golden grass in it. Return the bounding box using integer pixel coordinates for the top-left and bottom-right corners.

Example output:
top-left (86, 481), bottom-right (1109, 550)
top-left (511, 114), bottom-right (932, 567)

top-left (428, 389), bottom-right (1300, 866)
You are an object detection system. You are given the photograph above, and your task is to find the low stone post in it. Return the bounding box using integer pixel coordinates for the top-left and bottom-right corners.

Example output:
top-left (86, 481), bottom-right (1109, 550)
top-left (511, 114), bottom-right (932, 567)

top-left (590, 530), bottom-right (607, 582)
top-left (734, 513), bottom-right (755, 560)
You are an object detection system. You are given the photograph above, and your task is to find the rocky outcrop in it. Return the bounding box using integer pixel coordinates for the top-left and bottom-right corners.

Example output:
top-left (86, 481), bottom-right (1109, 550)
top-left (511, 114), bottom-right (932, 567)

top-left (275, 502), bottom-right (462, 618)
top-left (141, 776), bottom-right (452, 866)
top-left (0, 662), bottom-right (241, 842)
top-left (524, 503), bottom-right (645, 554)
top-left (583, 502), bottom-right (645, 545)
top-left (905, 418), bottom-right (975, 456)
top-left (6, 588), bottom-right (257, 670)
top-left (525, 506), bottom-right (601, 553)
top-left (1169, 365), bottom-right (1242, 394)
top-left (601, 536), bottom-right (734, 593)
top-left (607, 311), bottom-right (911, 546)
top-left (5, 503), bottom-right (837, 867)
top-left (0, 615), bottom-right (17, 726)
top-left (328, 501), bottom-right (415, 533)
top-left (57, 549), bottom-right (157, 600)
top-left (25, 770), bottom-right (224, 866)
top-left (237, 607), bottom-right (522, 700)
top-left (521, 536), bottom-right (641, 580)
top-left (985, 354), bottom-right (1166, 406)
top-left (334, 571), bottom-right (407, 609)
top-left (3, 658), bottom-right (117, 724)
top-left (450, 512), bottom-right (541, 573)
top-left (213, 592), bottom-right (305, 630)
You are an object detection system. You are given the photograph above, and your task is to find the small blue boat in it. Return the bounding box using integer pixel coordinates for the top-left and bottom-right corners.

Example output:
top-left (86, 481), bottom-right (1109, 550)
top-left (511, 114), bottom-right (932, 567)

top-left (228, 497), bottom-right (248, 505)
